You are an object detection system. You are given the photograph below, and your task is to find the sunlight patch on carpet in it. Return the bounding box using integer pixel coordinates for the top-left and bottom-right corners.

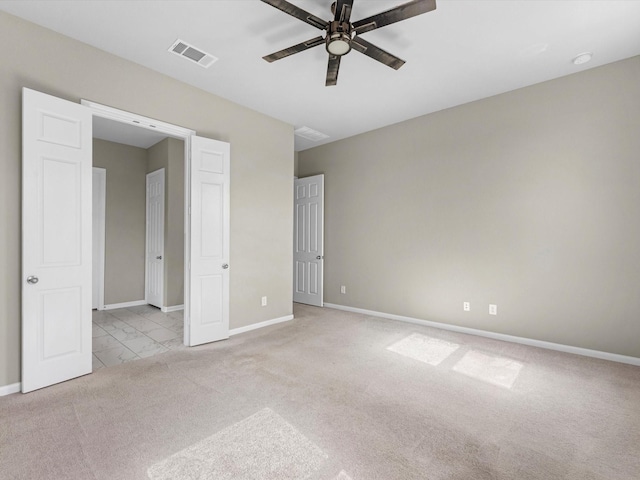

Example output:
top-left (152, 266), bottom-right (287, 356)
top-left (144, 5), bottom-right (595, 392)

top-left (333, 470), bottom-right (354, 480)
top-left (147, 407), bottom-right (328, 480)
top-left (452, 350), bottom-right (523, 389)
top-left (387, 333), bottom-right (460, 366)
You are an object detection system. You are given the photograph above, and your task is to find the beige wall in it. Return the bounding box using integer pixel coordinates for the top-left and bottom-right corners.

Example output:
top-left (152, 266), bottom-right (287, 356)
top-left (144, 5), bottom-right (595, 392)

top-left (0, 12), bottom-right (293, 388)
top-left (165, 138), bottom-right (185, 307)
top-left (299, 56), bottom-right (640, 358)
top-left (93, 139), bottom-right (147, 304)
top-left (95, 136), bottom-right (185, 308)
top-left (147, 138), bottom-right (185, 307)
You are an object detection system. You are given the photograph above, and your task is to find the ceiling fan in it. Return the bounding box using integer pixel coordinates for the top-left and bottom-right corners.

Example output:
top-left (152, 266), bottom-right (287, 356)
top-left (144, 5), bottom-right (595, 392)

top-left (260, 0), bottom-right (437, 86)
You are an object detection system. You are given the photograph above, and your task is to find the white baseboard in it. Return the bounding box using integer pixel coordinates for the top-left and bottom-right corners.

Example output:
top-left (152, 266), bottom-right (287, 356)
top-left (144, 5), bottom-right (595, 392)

top-left (162, 304), bottom-right (184, 313)
top-left (229, 314), bottom-right (294, 336)
top-left (324, 303), bottom-right (640, 367)
top-left (103, 300), bottom-right (147, 310)
top-left (0, 382), bottom-right (21, 396)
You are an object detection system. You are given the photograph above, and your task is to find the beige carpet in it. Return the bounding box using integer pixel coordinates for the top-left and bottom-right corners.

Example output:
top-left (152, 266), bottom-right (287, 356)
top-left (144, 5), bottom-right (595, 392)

top-left (1, 304), bottom-right (639, 479)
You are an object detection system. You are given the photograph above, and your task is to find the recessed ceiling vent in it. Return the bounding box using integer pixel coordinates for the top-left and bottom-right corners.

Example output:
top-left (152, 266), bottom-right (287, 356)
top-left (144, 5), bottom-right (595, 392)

top-left (295, 126), bottom-right (330, 142)
top-left (168, 39), bottom-right (217, 68)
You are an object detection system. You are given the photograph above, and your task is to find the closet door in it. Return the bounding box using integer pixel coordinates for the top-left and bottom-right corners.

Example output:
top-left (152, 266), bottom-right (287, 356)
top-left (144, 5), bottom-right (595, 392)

top-left (293, 174), bottom-right (324, 307)
top-left (146, 168), bottom-right (165, 309)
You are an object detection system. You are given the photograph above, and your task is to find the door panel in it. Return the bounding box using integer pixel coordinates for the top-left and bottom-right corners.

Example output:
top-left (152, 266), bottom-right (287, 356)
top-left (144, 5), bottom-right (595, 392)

top-left (188, 136), bottom-right (230, 346)
top-left (196, 275), bottom-right (223, 325)
top-left (200, 182), bottom-right (223, 257)
top-left (42, 158), bottom-right (81, 264)
top-left (42, 288), bottom-right (82, 358)
top-left (22, 88), bottom-right (92, 393)
top-left (293, 175), bottom-right (324, 306)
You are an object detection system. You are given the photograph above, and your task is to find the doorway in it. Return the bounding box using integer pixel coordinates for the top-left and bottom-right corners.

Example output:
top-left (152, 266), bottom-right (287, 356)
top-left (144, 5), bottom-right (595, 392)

top-left (91, 118), bottom-right (180, 312)
top-left (22, 89), bottom-right (231, 392)
top-left (90, 122), bottom-right (184, 369)
top-left (83, 100), bottom-right (232, 349)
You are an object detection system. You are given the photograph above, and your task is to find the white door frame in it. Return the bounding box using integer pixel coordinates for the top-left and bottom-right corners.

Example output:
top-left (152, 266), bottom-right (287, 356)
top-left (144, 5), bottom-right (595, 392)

top-left (145, 168), bottom-right (165, 309)
top-left (92, 167), bottom-right (106, 310)
top-left (81, 100), bottom-right (196, 345)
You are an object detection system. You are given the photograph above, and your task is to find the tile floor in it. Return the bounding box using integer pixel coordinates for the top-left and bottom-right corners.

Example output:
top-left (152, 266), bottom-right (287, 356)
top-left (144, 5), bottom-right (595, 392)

top-left (92, 304), bottom-right (185, 370)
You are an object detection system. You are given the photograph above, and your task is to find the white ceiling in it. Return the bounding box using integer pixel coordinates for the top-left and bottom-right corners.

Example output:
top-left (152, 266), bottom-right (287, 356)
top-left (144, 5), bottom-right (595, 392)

top-left (2, 0), bottom-right (640, 151)
top-left (93, 116), bottom-right (169, 149)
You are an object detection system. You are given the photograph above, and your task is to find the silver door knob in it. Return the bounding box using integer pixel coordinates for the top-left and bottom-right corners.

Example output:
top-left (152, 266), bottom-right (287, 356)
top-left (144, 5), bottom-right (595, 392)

top-left (222, 264), bottom-right (229, 269)
top-left (27, 276), bottom-right (39, 285)
top-left (156, 255), bottom-right (162, 260)
top-left (316, 256), bottom-right (323, 260)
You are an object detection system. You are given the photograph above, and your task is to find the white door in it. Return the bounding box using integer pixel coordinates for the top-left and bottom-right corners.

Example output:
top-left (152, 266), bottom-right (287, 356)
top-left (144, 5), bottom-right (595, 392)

top-left (187, 136), bottom-right (230, 346)
top-left (293, 175), bottom-right (324, 306)
top-left (22, 88), bottom-right (93, 393)
top-left (92, 167), bottom-right (106, 310)
top-left (146, 169), bottom-right (165, 308)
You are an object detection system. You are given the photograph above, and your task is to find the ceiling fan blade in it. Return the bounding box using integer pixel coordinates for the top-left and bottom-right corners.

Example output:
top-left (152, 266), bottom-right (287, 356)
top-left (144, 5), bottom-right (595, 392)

top-left (263, 36), bottom-right (325, 62)
top-left (261, 0), bottom-right (328, 30)
top-left (353, 0), bottom-right (436, 35)
top-left (334, 0), bottom-right (354, 23)
top-left (351, 36), bottom-right (406, 70)
top-left (326, 55), bottom-right (341, 86)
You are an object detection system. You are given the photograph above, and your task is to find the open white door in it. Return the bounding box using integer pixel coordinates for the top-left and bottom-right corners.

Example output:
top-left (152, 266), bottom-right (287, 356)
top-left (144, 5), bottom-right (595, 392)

top-left (187, 136), bottom-right (230, 346)
top-left (293, 175), bottom-right (324, 306)
top-left (146, 169), bottom-right (165, 309)
top-left (22, 88), bottom-right (92, 392)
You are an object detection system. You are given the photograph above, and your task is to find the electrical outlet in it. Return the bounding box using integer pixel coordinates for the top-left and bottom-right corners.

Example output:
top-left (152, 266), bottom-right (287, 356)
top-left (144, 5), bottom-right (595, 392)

top-left (261, 296), bottom-right (267, 307)
top-left (463, 302), bottom-right (470, 312)
top-left (340, 285), bottom-right (346, 294)
top-left (489, 304), bottom-right (497, 315)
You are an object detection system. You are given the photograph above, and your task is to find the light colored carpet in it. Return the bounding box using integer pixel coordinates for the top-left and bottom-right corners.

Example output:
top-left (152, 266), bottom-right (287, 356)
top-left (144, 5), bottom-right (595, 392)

top-left (1, 303), bottom-right (639, 479)
top-left (387, 333), bottom-right (460, 366)
top-left (147, 407), bottom-right (327, 480)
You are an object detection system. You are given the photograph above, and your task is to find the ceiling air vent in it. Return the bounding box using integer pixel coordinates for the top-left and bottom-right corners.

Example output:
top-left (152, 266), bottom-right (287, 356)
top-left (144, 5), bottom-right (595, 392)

top-left (295, 126), bottom-right (329, 142)
top-left (168, 39), bottom-right (217, 68)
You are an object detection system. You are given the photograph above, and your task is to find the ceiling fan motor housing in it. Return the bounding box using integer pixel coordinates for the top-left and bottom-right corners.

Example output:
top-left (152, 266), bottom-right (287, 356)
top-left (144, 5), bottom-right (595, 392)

top-left (326, 21), bottom-right (353, 56)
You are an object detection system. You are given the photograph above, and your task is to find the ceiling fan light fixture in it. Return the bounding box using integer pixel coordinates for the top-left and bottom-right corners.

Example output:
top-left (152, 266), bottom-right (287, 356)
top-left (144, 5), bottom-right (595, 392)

top-left (326, 32), bottom-right (351, 56)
